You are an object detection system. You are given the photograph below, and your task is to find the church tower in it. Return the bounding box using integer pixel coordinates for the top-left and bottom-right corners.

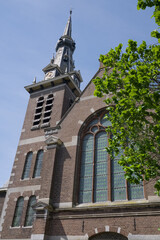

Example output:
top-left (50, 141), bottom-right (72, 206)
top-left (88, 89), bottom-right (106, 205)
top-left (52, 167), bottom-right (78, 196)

top-left (0, 12), bottom-right (82, 240)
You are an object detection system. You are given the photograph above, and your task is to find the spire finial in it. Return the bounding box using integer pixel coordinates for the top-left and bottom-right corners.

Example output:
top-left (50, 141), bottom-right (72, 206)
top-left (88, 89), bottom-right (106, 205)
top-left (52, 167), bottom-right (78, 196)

top-left (63, 10), bottom-right (72, 37)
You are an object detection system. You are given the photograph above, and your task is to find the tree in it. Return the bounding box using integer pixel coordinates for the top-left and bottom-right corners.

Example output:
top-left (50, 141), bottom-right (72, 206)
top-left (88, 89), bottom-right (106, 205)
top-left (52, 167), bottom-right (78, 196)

top-left (137, 0), bottom-right (160, 41)
top-left (93, 0), bottom-right (160, 194)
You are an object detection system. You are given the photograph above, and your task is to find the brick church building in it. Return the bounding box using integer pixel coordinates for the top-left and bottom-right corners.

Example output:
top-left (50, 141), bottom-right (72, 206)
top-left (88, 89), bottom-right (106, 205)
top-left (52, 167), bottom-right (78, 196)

top-left (0, 12), bottom-right (160, 240)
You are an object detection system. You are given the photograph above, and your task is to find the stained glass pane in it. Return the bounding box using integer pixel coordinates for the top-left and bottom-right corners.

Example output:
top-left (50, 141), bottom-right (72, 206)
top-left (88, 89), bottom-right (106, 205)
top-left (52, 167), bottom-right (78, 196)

top-left (33, 150), bottom-right (44, 178)
top-left (79, 177), bottom-right (92, 191)
top-left (12, 197), bottom-right (24, 227)
top-left (94, 189), bottom-right (107, 202)
top-left (111, 152), bottom-right (126, 201)
top-left (82, 134), bottom-right (94, 151)
top-left (81, 151), bottom-right (93, 164)
top-left (128, 183), bottom-right (144, 200)
top-left (96, 149), bottom-right (108, 162)
top-left (112, 172), bottom-right (126, 188)
top-left (79, 191), bottom-right (92, 203)
top-left (112, 159), bottom-right (124, 173)
top-left (95, 132), bottom-right (108, 149)
top-left (91, 126), bottom-right (98, 133)
top-left (24, 196), bottom-right (36, 226)
top-left (79, 133), bottom-right (94, 204)
top-left (22, 152), bottom-right (33, 179)
top-left (95, 175), bottom-right (108, 190)
top-left (94, 132), bottom-right (108, 202)
top-left (95, 162), bottom-right (107, 175)
top-left (101, 114), bottom-right (111, 127)
top-left (112, 188), bottom-right (126, 201)
top-left (80, 164), bottom-right (93, 177)
top-left (88, 118), bottom-right (98, 128)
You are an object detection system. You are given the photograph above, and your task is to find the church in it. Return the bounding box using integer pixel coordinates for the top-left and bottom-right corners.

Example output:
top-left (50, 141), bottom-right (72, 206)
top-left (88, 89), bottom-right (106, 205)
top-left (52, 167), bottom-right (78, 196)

top-left (0, 12), bottom-right (160, 240)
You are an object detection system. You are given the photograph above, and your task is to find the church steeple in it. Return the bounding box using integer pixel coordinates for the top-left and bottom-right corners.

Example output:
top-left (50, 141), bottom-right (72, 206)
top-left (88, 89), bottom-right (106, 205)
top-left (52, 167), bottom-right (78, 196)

top-left (25, 11), bottom-right (83, 97)
top-left (53, 10), bottom-right (75, 73)
top-left (63, 10), bottom-right (72, 37)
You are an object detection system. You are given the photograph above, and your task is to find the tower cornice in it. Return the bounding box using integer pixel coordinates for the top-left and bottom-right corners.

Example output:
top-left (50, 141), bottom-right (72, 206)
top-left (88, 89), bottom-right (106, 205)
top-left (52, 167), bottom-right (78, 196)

top-left (25, 71), bottom-right (82, 97)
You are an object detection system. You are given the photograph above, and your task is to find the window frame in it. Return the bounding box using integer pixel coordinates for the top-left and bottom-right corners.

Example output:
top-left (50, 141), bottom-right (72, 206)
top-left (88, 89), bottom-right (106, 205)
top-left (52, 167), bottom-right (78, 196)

top-left (12, 197), bottom-right (24, 227)
top-left (21, 151), bottom-right (33, 180)
top-left (77, 111), bottom-right (144, 204)
top-left (33, 150), bottom-right (44, 178)
top-left (24, 195), bottom-right (36, 227)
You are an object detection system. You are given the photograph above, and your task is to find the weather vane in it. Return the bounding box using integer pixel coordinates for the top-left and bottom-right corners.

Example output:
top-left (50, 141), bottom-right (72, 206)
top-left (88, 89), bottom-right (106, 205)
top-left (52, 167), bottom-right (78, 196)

top-left (70, 8), bottom-right (73, 15)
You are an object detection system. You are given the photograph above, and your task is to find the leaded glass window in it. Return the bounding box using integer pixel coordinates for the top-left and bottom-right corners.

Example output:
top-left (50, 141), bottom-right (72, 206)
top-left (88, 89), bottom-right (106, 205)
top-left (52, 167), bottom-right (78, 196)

top-left (33, 150), bottom-right (44, 178)
top-left (22, 152), bottom-right (33, 179)
top-left (24, 196), bottom-right (36, 226)
top-left (12, 197), bottom-right (24, 227)
top-left (78, 111), bottom-right (144, 204)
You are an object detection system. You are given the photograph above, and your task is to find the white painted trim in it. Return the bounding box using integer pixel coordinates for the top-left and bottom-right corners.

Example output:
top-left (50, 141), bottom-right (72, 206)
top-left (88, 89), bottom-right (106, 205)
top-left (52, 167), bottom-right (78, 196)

top-left (78, 120), bottom-right (84, 125)
top-left (90, 108), bottom-right (95, 113)
top-left (53, 202), bottom-right (72, 208)
top-left (128, 235), bottom-right (160, 240)
top-left (105, 225), bottom-right (110, 232)
top-left (64, 136), bottom-right (78, 147)
top-left (18, 135), bottom-right (79, 148)
top-left (31, 234), bottom-right (45, 240)
top-left (80, 95), bottom-right (96, 101)
top-left (19, 136), bottom-right (45, 146)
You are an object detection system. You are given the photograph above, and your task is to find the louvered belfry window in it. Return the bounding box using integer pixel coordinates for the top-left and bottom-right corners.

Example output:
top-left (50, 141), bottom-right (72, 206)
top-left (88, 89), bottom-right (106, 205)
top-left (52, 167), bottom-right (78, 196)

top-left (42, 94), bottom-right (54, 125)
top-left (12, 197), bottom-right (24, 227)
top-left (22, 152), bottom-right (33, 179)
top-left (32, 94), bottom-right (54, 129)
top-left (33, 96), bottom-right (44, 127)
top-left (79, 112), bottom-right (144, 204)
top-left (24, 196), bottom-right (36, 226)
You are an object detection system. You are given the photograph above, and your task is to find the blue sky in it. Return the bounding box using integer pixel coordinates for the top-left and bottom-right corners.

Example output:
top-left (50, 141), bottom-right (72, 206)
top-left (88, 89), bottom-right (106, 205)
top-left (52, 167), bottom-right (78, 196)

top-left (0, 0), bottom-right (157, 187)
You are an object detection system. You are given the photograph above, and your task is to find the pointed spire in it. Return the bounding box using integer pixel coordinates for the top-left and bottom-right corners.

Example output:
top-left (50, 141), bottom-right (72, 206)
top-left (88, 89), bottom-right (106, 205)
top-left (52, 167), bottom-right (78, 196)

top-left (63, 10), bottom-right (72, 37)
top-left (33, 77), bottom-right (36, 84)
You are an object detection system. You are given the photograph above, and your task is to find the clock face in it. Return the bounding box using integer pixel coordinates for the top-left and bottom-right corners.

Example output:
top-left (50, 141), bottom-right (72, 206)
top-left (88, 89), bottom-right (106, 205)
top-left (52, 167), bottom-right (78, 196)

top-left (45, 71), bottom-right (54, 80)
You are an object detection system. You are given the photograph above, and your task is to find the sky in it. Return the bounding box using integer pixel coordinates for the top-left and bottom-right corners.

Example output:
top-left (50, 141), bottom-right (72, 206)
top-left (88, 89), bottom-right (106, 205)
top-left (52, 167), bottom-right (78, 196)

top-left (0, 0), bottom-right (158, 187)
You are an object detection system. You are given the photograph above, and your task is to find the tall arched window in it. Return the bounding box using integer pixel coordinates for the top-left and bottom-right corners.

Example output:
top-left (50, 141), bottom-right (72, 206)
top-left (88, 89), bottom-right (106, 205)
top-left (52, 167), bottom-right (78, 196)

top-left (12, 197), bottom-right (24, 227)
top-left (33, 150), bottom-right (44, 178)
top-left (79, 112), bottom-right (144, 204)
top-left (22, 152), bottom-right (33, 179)
top-left (24, 195), bottom-right (36, 226)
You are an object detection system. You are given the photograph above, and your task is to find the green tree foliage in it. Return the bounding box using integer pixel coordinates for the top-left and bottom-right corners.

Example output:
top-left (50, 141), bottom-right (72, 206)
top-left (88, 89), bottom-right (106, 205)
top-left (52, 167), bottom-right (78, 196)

top-left (93, 1), bottom-right (160, 194)
top-left (137, 0), bottom-right (160, 41)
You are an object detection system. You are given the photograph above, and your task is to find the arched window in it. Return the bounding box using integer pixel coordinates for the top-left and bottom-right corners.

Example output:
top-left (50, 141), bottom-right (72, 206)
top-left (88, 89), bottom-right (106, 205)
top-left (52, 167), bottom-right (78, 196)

top-left (79, 112), bottom-right (144, 204)
top-left (22, 152), bottom-right (33, 179)
top-left (33, 150), bottom-right (44, 178)
top-left (12, 197), bottom-right (24, 227)
top-left (24, 195), bottom-right (36, 226)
